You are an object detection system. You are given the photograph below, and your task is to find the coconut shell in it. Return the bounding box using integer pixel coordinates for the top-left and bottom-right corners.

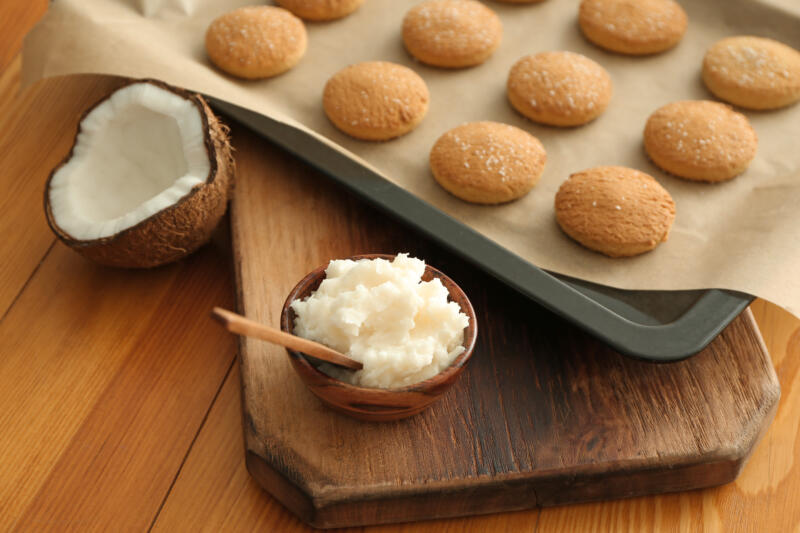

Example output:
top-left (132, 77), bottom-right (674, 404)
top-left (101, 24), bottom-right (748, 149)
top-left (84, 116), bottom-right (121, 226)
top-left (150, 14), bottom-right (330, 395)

top-left (44, 79), bottom-right (236, 268)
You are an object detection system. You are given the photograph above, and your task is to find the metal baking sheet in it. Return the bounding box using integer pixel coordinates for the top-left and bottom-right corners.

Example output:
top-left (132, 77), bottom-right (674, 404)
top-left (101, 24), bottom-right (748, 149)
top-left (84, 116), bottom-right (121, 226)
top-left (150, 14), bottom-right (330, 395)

top-left (211, 98), bottom-right (753, 362)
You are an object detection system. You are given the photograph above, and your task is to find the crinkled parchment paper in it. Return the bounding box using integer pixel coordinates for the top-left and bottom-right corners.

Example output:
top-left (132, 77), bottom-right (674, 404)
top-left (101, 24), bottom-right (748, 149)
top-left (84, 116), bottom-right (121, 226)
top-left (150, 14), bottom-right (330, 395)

top-left (22, 0), bottom-right (800, 316)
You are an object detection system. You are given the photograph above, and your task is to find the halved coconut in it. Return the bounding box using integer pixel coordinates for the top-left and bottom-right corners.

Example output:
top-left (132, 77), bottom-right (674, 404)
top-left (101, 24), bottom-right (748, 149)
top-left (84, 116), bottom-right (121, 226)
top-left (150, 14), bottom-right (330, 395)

top-left (45, 79), bottom-right (234, 268)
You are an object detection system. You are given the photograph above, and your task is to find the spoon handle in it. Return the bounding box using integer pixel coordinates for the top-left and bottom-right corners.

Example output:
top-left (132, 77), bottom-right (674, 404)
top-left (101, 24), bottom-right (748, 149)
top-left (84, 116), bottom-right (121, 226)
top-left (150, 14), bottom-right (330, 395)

top-left (211, 307), bottom-right (363, 370)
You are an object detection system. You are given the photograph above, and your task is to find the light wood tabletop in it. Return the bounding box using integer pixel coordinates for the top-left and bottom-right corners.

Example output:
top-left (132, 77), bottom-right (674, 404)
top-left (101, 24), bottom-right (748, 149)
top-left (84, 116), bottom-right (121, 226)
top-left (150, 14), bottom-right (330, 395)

top-left (2, 3), bottom-right (800, 531)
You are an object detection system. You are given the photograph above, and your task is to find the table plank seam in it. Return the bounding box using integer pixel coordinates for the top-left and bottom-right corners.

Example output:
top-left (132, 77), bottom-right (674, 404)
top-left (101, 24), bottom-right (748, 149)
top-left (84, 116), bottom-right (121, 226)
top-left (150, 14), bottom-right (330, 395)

top-left (4, 1), bottom-right (799, 528)
top-left (0, 238), bottom-right (54, 323)
top-left (146, 352), bottom-right (238, 533)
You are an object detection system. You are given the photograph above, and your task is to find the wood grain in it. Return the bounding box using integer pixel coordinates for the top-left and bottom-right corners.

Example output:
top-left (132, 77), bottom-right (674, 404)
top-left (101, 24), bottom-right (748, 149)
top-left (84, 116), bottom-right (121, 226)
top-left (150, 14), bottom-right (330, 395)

top-left (155, 303), bottom-right (800, 533)
top-left (153, 359), bottom-right (551, 533)
top-left (3, 2), bottom-right (800, 530)
top-left (3, 243), bottom-right (236, 531)
top-left (0, 21), bottom-right (238, 527)
top-left (0, 0), bottom-right (46, 72)
top-left (151, 122), bottom-right (800, 532)
top-left (229, 125), bottom-right (778, 528)
top-left (0, 68), bottom-right (124, 317)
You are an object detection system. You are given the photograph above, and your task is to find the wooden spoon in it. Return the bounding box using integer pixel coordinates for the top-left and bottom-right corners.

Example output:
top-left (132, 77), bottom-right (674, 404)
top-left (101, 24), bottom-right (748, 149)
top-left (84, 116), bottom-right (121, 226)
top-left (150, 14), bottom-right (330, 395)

top-left (211, 307), bottom-right (363, 370)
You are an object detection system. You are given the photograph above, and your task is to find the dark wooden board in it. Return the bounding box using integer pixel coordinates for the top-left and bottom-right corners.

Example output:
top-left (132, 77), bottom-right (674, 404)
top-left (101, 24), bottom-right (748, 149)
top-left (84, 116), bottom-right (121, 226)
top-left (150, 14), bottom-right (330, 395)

top-left (229, 125), bottom-right (780, 529)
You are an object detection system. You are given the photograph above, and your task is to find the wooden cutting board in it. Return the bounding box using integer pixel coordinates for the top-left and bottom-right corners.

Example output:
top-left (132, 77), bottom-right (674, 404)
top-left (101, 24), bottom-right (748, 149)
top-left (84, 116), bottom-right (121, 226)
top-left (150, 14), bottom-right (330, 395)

top-left (229, 124), bottom-right (780, 529)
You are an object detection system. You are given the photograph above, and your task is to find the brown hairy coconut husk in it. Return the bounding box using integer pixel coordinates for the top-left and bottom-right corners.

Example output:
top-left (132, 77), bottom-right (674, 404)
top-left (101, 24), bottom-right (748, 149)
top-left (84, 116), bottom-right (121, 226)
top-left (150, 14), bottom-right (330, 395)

top-left (44, 79), bottom-right (235, 268)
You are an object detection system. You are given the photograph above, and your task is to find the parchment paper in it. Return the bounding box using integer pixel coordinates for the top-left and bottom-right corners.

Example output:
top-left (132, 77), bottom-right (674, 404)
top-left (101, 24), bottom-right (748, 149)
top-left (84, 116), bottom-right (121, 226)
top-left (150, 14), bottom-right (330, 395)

top-left (22, 0), bottom-right (800, 316)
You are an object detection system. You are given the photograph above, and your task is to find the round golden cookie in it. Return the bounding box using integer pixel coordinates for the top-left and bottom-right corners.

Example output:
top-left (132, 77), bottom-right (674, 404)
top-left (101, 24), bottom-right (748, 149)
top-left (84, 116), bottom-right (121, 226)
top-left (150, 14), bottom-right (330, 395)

top-left (644, 100), bottom-right (757, 182)
top-left (493, 0), bottom-right (547, 3)
top-left (402, 0), bottom-right (503, 68)
top-left (703, 36), bottom-right (800, 110)
top-left (323, 61), bottom-right (430, 141)
top-left (275, 0), bottom-right (364, 21)
top-left (205, 6), bottom-right (307, 79)
top-left (555, 166), bottom-right (676, 258)
top-left (429, 121), bottom-right (546, 204)
top-left (507, 51), bottom-right (613, 126)
top-left (578, 0), bottom-right (688, 55)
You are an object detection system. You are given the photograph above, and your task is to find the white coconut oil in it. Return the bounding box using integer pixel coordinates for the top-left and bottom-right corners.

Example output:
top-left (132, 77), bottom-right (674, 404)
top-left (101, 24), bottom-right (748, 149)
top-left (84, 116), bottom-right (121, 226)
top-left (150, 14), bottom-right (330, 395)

top-left (290, 254), bottom-right (469, 389)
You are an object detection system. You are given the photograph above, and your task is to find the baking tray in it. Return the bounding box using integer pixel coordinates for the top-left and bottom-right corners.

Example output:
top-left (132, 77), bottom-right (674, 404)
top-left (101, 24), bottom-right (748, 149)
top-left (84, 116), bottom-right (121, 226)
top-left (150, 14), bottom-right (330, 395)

top-left (210, 98), bottom-right (753, 362)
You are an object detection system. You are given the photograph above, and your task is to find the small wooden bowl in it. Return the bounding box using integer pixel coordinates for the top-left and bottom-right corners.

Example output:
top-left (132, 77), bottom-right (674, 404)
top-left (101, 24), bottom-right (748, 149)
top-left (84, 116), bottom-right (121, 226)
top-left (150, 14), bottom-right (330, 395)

top-left (280, 254), bottom-right (477, 422)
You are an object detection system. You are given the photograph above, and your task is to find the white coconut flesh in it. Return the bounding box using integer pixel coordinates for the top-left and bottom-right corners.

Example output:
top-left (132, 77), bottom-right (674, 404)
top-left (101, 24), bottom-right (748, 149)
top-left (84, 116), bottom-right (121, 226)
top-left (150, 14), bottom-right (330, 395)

top-left (48, 82), bottom-right (212, 241)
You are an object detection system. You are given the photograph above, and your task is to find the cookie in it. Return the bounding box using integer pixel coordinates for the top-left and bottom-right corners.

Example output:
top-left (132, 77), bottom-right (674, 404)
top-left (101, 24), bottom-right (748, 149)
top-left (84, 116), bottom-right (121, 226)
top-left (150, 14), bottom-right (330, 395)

top-left (578, 0), bottom-right (688, 55)
top-left (703, 36), bottom-right (800, 110)
top-left (429, 121), bottom-right (546, 204)
top-left (402, 0), bottom-right (503, 68)
top-left (275, 0), bottom-right (364, 21)
top-left (494, 0), bottom-right (547, 3)
top-left (644, 100), bottom-right (757, 182)
top-left (507, 51), bottom-right (613, 126)
top-left (555, 166), bottom-right (675, 258)
top-left (323, 61), bottom-right (430, 141)
top-left (205, 6), bottom-right (307, 79)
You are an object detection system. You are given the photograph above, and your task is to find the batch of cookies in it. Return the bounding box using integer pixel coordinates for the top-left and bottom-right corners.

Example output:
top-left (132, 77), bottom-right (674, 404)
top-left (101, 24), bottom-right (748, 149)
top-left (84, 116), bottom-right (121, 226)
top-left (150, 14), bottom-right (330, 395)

top-left (205, 0), bottom-right (800, 259)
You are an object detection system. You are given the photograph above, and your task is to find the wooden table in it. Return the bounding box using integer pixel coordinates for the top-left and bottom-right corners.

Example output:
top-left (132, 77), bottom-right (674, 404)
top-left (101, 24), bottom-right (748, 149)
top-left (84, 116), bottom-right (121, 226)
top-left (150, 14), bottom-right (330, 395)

top-left (3, 4), bottom-right (800, 531)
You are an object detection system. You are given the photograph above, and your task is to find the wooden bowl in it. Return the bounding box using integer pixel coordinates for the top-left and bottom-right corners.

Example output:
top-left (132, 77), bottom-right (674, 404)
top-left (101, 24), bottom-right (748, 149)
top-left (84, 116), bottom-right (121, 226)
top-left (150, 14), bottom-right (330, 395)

top-left (280, 254), bottom-right (477, 422)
